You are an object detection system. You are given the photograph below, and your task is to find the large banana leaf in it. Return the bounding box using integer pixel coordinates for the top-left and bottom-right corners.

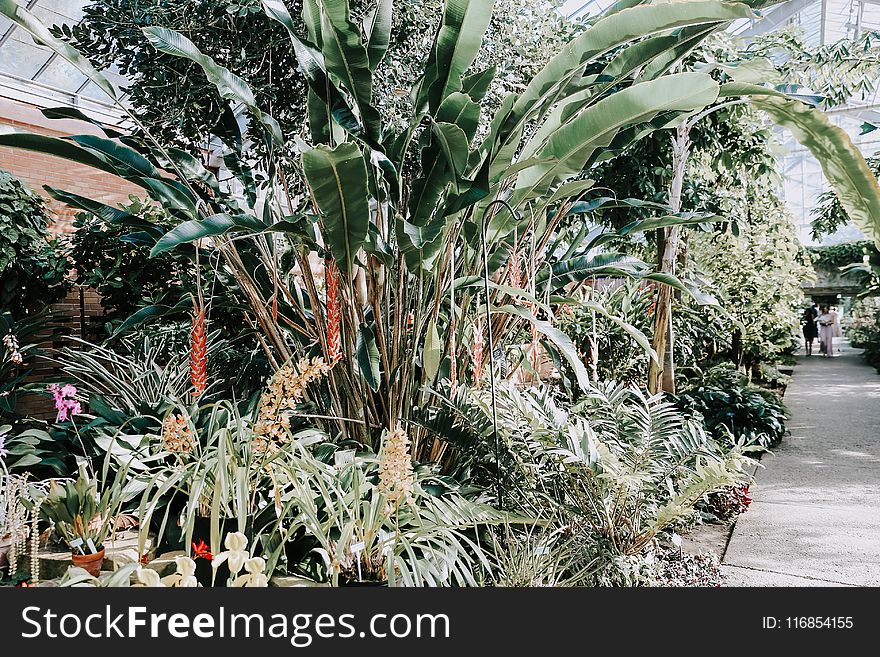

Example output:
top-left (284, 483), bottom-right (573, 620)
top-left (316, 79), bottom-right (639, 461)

top-left (151, 214), bottom-right (267, 256)
top-left (749, 94), bottom-right (880, 248)
top-left (302, 143), bottom-right (370, 273)
top-left (319, 0), bottom-right (382, 142)
top-left (364, 0), bottom-right (393, 70)
top-left (497, 1), bottom-right (755, 149)
top-left (42, 187), bottom-right (133, 224)
top-left (142, 26), bottom-right (283, 146)
top-left (418, 0), bottom-right (495, 114)
top-left (509, 72), bottom-right (720, 211)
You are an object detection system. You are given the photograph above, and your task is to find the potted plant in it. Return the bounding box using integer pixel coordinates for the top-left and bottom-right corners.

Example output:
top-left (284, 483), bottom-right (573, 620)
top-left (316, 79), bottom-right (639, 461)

top-left (38, 466), bottom-right (125, 577)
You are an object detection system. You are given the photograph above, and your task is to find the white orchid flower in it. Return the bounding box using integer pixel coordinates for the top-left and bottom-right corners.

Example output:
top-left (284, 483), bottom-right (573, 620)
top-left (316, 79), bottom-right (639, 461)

top-left (134, 567), bottom-right (165, 587)
top-left (212, 532), bottom-right (250, 575)
top-left (231, 556), bottom-right (269, 588)
top-left (161, 556), bottom-right (199, 587)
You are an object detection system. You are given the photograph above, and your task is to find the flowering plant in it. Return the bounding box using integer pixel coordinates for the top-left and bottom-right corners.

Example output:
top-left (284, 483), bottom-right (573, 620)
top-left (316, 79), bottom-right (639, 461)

top-left (47, 384), bottom-right (81, 423)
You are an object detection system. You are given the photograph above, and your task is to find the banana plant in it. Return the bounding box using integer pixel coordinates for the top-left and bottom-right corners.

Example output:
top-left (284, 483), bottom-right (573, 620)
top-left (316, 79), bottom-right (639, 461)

top-left (0, 0), bottom-right (798, 456)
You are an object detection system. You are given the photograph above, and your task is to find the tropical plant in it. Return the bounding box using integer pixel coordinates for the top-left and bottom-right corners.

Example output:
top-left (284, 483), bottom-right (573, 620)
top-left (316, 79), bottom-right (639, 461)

top-left (37, 464), bottom-right (129, 552)
top-left (421, 381), bottom-right (752, 584)
top-left (269, 442), bottom-right (512, 585)
top-left (0, 0), bottom-right (754, 457)
top-left (556, 279), bottom-right (655, 386)
top-left (1, 311), bottom-right (60, 421)
top-left (687, 189), bottom-right (809, 369)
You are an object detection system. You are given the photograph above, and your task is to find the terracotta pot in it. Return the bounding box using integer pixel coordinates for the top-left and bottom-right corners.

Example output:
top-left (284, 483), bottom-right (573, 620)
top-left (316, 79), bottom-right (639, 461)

top-left (71, 548), bottom-right (105, 577)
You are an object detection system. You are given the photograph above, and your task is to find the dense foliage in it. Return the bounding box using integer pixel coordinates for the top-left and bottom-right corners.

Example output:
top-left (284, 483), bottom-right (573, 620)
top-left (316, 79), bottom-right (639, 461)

top-left (4, 0), bottom-right (880, 588)
top-left (676, 363), bottom-right (788, 448)
top-left (847, 297), bottom-right (880, 373)
top-left (0, 171), bottom-right (67, 318)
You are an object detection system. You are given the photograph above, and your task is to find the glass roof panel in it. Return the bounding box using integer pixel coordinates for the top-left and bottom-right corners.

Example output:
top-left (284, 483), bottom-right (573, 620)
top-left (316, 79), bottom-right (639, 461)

top-left (37, 55), bottom-right (87, 91)
top-left (0, 31), bottom-right (52, 79)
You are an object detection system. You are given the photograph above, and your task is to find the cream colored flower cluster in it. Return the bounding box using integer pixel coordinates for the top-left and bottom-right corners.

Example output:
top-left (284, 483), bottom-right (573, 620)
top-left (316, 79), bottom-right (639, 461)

top-left (160, 413), bottom-right (195, 453)
top-left (377, 427), bottom-right (415, 506)
top-left (254, 357), bottom-right (331, 444)
top-left (3, 332), bottom-right (23, 365)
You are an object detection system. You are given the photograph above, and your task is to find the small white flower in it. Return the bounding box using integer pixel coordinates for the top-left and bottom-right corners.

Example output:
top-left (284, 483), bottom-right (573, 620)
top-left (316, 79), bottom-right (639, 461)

top-left (134, 567), bottom-right (165, 588)
top-left (231, 556), bottom-right (269, 588)
top-left (161, 556), bottom-right (199, 587)
top-left (212, 532), bottom-right (250, 575)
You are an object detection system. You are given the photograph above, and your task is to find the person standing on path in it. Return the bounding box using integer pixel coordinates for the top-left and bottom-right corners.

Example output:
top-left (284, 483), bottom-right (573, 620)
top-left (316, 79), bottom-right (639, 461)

top-left (817, 304), bottom-right (838, 358)
top-left (802, 303), bottom-right (818, 356)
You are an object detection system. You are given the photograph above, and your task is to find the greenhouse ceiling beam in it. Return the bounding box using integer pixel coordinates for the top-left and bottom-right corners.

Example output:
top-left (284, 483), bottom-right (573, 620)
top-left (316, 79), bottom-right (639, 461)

top-left (0, 70), bottom-right (124, 126)
top-left (737, 0), bottom-right (820, 37)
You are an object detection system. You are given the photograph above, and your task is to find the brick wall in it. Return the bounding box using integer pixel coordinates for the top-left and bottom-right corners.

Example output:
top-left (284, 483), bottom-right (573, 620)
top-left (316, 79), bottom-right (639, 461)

top-left (2, 98), bottom-right (135, 418)
top-left (0, 97), bottom-right (141, 235)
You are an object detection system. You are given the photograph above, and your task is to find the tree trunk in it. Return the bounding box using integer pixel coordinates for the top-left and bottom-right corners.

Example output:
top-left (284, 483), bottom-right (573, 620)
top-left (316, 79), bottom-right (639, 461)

top-left (648, 124), bottom-right (690, 394)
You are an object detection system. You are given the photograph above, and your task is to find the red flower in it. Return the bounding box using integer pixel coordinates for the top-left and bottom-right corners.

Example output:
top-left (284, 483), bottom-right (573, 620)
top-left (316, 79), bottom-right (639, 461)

top-left (192, 539), bottom-right (213, 561)
top-left (190, 298), bottom-right (208, 395)
top-left (742, 486), bottom-right (752, 508)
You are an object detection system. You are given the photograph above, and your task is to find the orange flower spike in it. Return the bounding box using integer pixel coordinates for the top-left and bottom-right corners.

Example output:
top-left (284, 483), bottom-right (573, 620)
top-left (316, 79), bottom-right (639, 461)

top-left (325, 260), bottom-right (342, 366)
top-left (190, 299), bottom-right (208, 395)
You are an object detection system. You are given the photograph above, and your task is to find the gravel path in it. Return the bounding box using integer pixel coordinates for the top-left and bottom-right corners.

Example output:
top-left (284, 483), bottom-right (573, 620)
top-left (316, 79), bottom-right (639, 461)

top-left (722, 339), bottom-right (880, 586)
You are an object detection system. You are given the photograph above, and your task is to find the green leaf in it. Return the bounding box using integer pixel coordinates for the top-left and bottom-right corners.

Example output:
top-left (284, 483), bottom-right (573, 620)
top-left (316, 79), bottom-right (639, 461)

top-left (142, 26), bottom-right (282, 146)
top-left (432, 122), bottom-right (470, 176)
top-left (112, 305), bottom-right (173, 336)
top-left (424, 319), bottom-right (442, 381)
top-left (42, 187), bottom-right (132, 223)
top-left (356, 323), bottom-right (381, 391)
top-left (498, 0), bottom-right (754, 148)
top-left (581, 299), bottom-right (659, 364)
top-left (10, 453), bottom-right (42, 469)
top-left (0, 130), bottom-right (118, 175)
top-left (750, 94), bottom-right (880, 248)
top-left (302, 143), bottom-right (370, 273)
top-left (493, 304), bottom-right (591, 391)
top-left (364, 0), bottom-right (393, 70)
top-left (151, 214), bottom-right (265, 256)
top-left (70, 134), bottom-right (162, 179)
top-left (460, 66), bottom-right (496, 102)
top-left (419, 0), bottom-right (495, 113)
top-left (319, 0), bottom-right (382, 142)
top-left (41, 107), bottom-right (125, 138)
top-left (511, 73), bottom-right (720, 205)
top-left (395, 216), bottom-right (447, 272)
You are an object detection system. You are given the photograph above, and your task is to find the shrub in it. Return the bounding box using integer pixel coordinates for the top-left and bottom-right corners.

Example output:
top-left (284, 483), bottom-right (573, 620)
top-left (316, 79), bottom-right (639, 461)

top-left (675, 364), bottom-right (789, 448)
top-left (700, 483), bottom-right (752, 522)
top-left (0, 170), bottom-right (67, 318)
top-left (420, 381), bottom-right (753, 585)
